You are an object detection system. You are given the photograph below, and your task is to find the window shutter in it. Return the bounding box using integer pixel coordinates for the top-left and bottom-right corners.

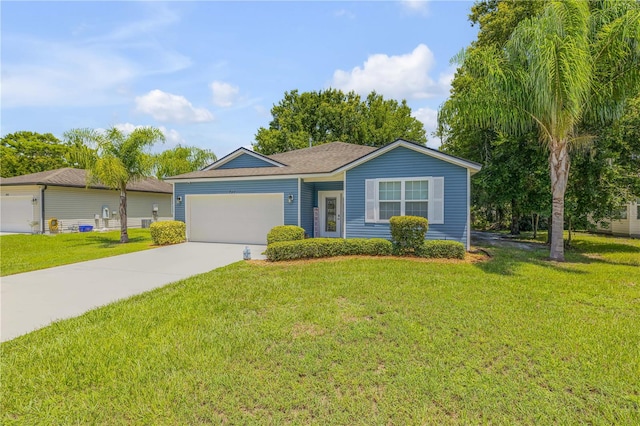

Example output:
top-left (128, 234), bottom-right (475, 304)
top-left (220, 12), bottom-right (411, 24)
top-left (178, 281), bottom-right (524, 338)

top-left (365, 179), bottom-right (376, 222)
top-left (430, 177), bottom-right (444, 224)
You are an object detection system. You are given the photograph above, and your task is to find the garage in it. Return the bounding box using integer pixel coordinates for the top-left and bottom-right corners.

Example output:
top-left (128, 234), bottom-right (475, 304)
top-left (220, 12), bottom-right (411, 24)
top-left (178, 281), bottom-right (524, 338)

top-left (186, 193), bottom-right (283, 244)
top-left (1, 196), bottom-right (34, 233)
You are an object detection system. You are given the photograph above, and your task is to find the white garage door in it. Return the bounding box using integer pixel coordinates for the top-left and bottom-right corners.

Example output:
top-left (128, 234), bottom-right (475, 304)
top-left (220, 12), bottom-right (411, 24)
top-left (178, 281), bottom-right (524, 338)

top-left (186, 193), bottom-right (284, 244)
top-left (1, 196), bottom-right (34, 233)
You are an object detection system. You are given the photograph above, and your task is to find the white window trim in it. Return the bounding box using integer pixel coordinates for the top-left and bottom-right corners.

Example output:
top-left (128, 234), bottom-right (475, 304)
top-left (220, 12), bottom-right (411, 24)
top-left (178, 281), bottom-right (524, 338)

top-left (365, 177), bottom-right (444, 224)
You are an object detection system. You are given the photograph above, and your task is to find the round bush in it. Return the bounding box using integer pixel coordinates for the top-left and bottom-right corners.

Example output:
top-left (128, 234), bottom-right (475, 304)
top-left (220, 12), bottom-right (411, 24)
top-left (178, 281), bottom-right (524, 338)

top-left (267, 225), bottom-right (305, 244)
top-left (150, 220), bottom-right (186, 246)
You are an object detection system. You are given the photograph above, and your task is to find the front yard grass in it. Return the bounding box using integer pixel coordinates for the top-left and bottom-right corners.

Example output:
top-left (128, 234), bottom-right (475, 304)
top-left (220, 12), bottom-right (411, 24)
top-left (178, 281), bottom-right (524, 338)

top-left (1, 234), bottom-right (639, 424)
top-left (0, 229), bottom-right (154, 276)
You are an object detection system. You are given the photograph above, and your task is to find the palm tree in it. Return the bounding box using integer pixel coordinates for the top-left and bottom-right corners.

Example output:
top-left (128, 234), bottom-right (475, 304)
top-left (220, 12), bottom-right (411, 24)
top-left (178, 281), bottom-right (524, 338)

top-left (442, 0), bottom-right (640, 261)
top-left (65, 127), bottom-right (165, 243)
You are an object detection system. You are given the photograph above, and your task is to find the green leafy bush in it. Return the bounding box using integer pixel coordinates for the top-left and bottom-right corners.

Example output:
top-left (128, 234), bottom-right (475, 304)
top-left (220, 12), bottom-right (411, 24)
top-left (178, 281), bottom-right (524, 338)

top-left (265, 238), bottom-right (392, 261)
top-left (416, 240), bottom-right (466, 259)
top-left (150, 221), bottom-right (186, 246)
top-left (389, 216), bottom-right (429, 255)
top-left (267, 225), bottom-right (305, 244)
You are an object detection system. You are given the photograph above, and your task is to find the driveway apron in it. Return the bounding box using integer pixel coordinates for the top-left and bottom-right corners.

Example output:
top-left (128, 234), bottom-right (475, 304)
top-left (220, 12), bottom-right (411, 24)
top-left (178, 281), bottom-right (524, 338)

top-left (1, 242), bottom-right (266, 342)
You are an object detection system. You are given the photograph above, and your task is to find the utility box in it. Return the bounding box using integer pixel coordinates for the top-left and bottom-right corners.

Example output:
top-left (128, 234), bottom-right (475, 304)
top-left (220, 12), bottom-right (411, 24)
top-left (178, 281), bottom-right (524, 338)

top-left (141, 219), bottom-right (152, 228)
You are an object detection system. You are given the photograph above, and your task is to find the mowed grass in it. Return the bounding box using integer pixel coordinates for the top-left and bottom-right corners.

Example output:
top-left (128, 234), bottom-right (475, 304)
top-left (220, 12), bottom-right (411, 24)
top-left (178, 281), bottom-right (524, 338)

top-left (0, 229), bottom-right (155, 276)
top-left (2, 235), bottom-right (639, 424)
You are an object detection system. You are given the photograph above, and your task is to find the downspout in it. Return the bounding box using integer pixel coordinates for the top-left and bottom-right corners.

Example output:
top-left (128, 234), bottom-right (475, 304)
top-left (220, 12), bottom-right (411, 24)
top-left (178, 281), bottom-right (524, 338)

top-left (40, 185), bottom-right (47, 233)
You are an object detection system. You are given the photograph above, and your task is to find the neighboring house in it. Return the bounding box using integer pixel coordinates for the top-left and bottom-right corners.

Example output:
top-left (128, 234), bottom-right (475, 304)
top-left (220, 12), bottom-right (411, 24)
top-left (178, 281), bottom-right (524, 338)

top-left (595, 201), bottom-right (640, 238)
top-left (0, 168), bottom-right (172, 233)
top-left (167, 139), bottom-right (482, 249)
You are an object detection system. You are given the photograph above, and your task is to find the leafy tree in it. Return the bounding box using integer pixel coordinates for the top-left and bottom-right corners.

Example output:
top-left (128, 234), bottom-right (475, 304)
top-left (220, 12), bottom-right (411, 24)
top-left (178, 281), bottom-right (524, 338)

top-left (153, 145), bottom-right (217, 179)
top-left (64, 127), bottom-right (165, 243)
top-left (441, 0), bottom-right (640, 261)
top-left (0, 131), bottom-right (84, 177)
top-left (253, 89), bottom-right (426, 154)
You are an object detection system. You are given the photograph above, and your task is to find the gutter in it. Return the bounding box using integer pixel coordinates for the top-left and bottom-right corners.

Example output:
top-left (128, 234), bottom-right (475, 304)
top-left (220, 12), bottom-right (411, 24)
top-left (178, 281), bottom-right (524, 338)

top-left (40, 185), bottom-right (47, 233)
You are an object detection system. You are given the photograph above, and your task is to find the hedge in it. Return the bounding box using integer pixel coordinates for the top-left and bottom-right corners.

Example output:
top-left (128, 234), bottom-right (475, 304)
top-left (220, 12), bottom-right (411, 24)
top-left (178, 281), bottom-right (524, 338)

top-left (389, 216), bottom-right (429, 255)
top-left (150, 220), bottom-right (186, 246)
top-left (265, 238), bottom-right (392, 261)
top-left (267, 225), bottom-right (305, 244)
top-left (415, 240), bottom-right (466, 259)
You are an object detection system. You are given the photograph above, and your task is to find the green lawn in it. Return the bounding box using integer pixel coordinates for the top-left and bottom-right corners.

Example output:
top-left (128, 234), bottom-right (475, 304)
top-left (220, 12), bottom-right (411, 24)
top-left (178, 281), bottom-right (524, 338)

top-left (1, 234), bottom-right (639, 424)
top-left (0, 229), bottom-right (155, 276)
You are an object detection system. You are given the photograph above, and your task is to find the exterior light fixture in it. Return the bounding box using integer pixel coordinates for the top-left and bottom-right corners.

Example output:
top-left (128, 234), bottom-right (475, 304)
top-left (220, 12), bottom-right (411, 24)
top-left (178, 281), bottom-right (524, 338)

top-left (176, 196), bottom-right (183, 204)
top-left (288, 194), bottom-right (294, 204)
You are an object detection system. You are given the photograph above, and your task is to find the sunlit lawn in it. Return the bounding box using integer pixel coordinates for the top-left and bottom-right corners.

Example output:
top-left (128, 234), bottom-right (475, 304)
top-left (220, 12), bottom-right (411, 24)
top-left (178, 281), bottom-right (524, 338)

top-left (1, 233), bottom-right (639, 424)
top-left (0, 229), bottom-right (155, 276)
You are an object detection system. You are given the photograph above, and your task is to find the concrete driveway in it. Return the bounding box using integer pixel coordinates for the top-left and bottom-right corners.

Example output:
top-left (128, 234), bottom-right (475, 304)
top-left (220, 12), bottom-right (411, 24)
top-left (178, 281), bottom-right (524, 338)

top-left (1, 242), bottom-right (266, 342)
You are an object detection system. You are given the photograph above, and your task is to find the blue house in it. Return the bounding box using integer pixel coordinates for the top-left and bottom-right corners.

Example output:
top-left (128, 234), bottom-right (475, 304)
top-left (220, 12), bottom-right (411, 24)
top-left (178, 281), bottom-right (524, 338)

top-left (167, 139), bottom-right (481, 249)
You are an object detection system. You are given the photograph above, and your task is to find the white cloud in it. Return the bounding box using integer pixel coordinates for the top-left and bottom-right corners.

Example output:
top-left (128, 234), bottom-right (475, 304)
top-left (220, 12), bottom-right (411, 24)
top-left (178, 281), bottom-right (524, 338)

top-left (331, 44), bottom-right (450, 101)
top-left (412, 107), bottom-right (441, 148)
top-left (334, 9), bottom-right (356, 19)
top-left (210, 81), bottom-right (240, 107)
top-left (135, 90), bottom-right (214, 123)
top-left (401, 0), bottom-right (430, 16)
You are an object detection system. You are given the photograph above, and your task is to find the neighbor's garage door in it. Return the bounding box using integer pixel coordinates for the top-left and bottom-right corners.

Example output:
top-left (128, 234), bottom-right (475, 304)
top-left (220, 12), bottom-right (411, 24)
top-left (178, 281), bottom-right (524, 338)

top-left (186, 193), bottom-right (283, 244)
top-left (1, 196), bottom-right (34, 233)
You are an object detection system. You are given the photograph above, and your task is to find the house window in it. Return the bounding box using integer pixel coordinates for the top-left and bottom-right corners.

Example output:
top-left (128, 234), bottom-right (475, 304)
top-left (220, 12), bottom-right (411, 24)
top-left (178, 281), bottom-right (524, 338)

top-left (365, 177), bottom-right (444, 224)
top-left (620, 205), bottom-right (628, 220)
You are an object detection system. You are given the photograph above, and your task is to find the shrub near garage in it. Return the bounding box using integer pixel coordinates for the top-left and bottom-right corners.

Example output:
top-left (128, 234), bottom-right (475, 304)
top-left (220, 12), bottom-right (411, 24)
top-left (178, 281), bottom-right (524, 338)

top-left (267, 225), bottom-right (305, 244)
top-left (150, 221), bottom-right (186, 245)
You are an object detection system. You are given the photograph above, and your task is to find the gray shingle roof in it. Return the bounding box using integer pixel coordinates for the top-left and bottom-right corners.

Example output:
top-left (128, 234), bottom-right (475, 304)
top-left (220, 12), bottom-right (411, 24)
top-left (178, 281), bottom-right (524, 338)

top-left (0, 168), bottom-right (172, 193)
top-left (170, 142), bottom-right (378, 179)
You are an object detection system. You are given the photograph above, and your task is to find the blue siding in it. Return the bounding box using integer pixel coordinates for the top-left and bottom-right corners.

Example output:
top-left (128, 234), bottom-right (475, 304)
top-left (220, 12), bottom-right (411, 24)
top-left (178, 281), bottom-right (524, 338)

top-left (217, 153), bottom-right (276, 169)
top-left (300, 181), bottom-right (314, 236)
top-left (174, 179), bottom-right (298, 226)
top-left (313, 181), bottom-right (343, 206)
top-left (345, 146), bottom-right (469, 246)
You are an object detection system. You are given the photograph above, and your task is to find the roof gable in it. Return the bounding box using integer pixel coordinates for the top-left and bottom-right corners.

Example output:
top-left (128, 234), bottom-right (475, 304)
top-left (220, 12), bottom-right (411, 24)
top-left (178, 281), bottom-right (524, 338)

top-left (338, 139), bottom-right (482, 174)
top-left (204, 147), bottom-right (286, 170)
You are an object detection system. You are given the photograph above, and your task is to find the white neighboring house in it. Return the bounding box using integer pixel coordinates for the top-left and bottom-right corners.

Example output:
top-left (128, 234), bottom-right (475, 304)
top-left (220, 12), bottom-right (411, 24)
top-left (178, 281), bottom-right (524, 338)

top-left (595, 201), bottom-right (640, 238)
top-left (0, 168), bottom-right (172, 233)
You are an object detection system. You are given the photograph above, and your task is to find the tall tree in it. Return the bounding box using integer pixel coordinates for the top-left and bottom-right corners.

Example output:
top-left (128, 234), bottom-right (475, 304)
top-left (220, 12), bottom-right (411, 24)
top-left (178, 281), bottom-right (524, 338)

top-left (441, 0), bottom-right (640, 261)
top-left (65, 127), bottom-right (165, 243)
top-left (253, 89), bottom-right (426, 154)
top-left (0, 131), bottom-right (84, 177)
top-left (153, 145), bottom-right (217, 179)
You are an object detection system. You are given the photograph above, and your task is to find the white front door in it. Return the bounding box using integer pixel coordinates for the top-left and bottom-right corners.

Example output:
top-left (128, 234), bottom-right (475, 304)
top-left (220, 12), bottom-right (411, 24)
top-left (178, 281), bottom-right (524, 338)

top-left (319, 191), bottom-right (342, 238)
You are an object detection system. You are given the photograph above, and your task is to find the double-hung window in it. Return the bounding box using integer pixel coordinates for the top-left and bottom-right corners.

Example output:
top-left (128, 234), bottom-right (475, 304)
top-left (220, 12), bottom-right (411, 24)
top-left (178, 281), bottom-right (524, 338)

top-left (365, 177), bottom-right (444, 224)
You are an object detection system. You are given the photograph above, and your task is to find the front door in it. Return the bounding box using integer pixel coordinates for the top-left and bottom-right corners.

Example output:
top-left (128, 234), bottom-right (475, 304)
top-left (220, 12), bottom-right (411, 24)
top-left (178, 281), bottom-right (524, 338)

top-left (319, 191), bottom-right (343, 238)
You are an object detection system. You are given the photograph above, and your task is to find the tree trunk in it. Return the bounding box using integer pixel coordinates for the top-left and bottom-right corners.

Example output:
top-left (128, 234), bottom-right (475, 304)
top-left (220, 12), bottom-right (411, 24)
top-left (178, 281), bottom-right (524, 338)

top-left (549, 139), bottom-right (570, 261)
top-left (510, 198), bottom-right (520, 235)
top-left (119, 185), bottom-right (128, 243)
top-left (547, 214), bottom-right (552, 245)
top-left (567, 216), bottom-right (573, 248)
top-left (532, 213), bottom-right (539, 239)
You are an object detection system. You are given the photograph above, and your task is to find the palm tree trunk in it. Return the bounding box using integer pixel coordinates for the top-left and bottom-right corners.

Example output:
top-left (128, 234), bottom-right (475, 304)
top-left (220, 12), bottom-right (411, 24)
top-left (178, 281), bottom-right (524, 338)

top-left (549, 139), bottom-right (570, 261)
top-left (119, 185), bottom-right (128, 243)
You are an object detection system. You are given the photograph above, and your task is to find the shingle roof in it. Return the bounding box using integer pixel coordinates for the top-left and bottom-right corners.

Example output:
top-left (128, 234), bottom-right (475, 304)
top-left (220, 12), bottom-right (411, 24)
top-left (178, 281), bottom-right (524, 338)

top-left (0, 168), bottom-right (172, 193)
top-left (170, 142), bottom-right (378, 179)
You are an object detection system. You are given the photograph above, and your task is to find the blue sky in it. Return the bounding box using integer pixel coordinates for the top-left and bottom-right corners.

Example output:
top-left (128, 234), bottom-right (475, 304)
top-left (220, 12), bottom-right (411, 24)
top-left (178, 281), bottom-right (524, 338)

top-left (1, 1), bottom-right (478, 157)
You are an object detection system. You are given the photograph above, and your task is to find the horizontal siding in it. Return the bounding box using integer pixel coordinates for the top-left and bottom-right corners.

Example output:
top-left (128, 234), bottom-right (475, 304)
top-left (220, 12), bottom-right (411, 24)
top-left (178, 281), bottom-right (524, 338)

top-left (217, 154), bottom-right (276, 169)
top-left (300, 181), bottom-right (314, 236)
top-left (174, 179), bottom-right (298, 226)
top-left (631, 202), bottom-right (640, 237)
top-left (43, 187), bottom-right (171, 232)
top-left (345, 146), bottom-right (469, 246)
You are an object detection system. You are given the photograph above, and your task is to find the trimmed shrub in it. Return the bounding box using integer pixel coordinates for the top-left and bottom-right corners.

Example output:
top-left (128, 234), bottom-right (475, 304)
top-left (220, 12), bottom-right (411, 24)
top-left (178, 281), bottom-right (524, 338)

top-left (150, 220), bottom-right (186, 246)
top-left (416, 240), bottom-right (466, 259)
top-left (267, 225), bottom-right (305, 244)
top-left (389, 216), bottom-right (429, 255)
top-left (265, 238), bottom-right (392, 261)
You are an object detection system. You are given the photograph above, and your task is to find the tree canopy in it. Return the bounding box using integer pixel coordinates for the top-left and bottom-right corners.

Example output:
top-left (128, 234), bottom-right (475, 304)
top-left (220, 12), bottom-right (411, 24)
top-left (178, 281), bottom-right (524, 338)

top-left (440, 0), bottom-right (640, 261)
top-left (253, 89), bottom-right (426, 155)
top-left (0, 131), bottom-right (84, 177)
top-left (153, 145), bottom-right (217, 179)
